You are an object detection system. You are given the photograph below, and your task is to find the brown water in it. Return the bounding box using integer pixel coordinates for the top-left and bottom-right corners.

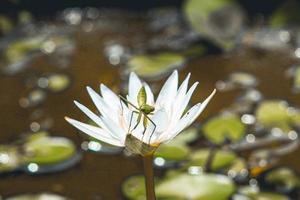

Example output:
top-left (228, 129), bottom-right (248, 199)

top-left (0, 10), bottom-right (300, 200)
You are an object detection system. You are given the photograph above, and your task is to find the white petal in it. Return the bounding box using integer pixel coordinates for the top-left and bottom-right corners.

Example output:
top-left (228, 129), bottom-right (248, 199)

top-left (86, 86), bottom-right (118, 122)
top-left (161, 89), bottom-right (216, 142)
top-left (190, 89), bottom-right (216, 123)
top-left (100, 84), bottom-right (120, 111)
top-left (172, 81), bottom-right (199, 124)
top-left (161, 103), bottom-right (201, 142)
top-left (143, 108), bottom-right (169, 144)
top-left (65, 117), bottom-right (124, 146)
top-left (74, 100), bottom-right (122, 140)
top-left (143, 82), bottom-right (154, 105)
top-left (100, 115), bottom-right (126, 142)
top-left (128, 72), bottom-right (142, 106)
top-left (74, 100), bottom-right (104, 127)
top-left (156, 70), bottom-right (178, 109)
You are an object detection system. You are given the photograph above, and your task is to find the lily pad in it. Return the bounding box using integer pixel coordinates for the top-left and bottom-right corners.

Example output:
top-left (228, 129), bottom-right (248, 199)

top-left (0, 145), bottom-right (21, 173)
top-left (6, 193), bottom-right (69, 200)
top-left (127, 53), bottom-right (185, 79)
top-left (23, 132), bottom-right (76, 165)
top-left (122, 175), bottom-right (146, 200)
top-left (169, 127), bottom-right (198, 146)
top-left (184, 0), bottom-right (244, 49)
top-left (255, 100), bottom-right (300, 132)
top-left (202, 114), bottom-right (246, 144)
top-left (269, 1), bottom-right (300, 28)
top-left (188, 149), bottom-right (237, 171)
top-left (239, 186), bottom-right (289, 200)
top-left (154, 127), bottom-right (197, 167)
top-left (155, 145), bottom-right (190, 162)
top-left (156, 173), bottom-right (235, 200)
top-left (81, 140), bottom-right (123, 155)
top-left (265, 167), bottom-right (300, 191)
top-left (47, 74), bottom-right (71, 92)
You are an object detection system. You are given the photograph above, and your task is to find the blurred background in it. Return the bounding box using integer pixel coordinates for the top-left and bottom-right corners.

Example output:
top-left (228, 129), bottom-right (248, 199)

top-left (0, 0), bottom-right (300, 199)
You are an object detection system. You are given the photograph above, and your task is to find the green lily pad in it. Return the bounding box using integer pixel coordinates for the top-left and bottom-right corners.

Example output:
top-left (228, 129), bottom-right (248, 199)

top-left (47, 74), bottom-right (71, 92)
top-left (227, 158), bottom-right (247, 177)
top-left (154, 127), bottom-right (197, 162)
top-left (239, 186), bottom-right (289, 200)
top-left (255, 100), bottom-right (300, 132)
top-left (188, 149), bottom-right (237, 171)
top-left (155, 145), bottom-right (190, 162)
top-left (265, 167), bottom-right (300, 190)
top-left (4, 35), bottom-right (71, 64)
top-left (127, 53), bottom-right (185, 79)
top-left (0, 15), bottom-right (13, 35)
top-left (269, 1), bottom-right (300, 28)
top-left (156, 173), bottom-right (235, 200)
top-left (202, 114), bottom-right (246, 144)
top-left (184, 0), bottom-right (244, 49)
top-left (122, 175), bottom-right (146, 200)
top-left (6, 193), bottom-right (68, 200)
top-left (0, 145), bottom-right (21, 173)
top-left (170, 127), bottom-right (198, 146)
top-left (23, 132), bottom-right (76, 165)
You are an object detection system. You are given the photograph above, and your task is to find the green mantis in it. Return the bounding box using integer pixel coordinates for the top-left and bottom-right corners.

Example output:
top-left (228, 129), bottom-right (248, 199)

top-left (119, 86), bottom-right (157, 143)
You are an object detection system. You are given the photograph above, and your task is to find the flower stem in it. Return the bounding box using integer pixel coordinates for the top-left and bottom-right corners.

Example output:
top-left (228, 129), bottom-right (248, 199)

top-left (142, 154), bottom-right (156, 200)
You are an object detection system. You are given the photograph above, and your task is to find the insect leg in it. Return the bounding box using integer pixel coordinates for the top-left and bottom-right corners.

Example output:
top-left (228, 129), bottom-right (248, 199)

top-left (144, 115), bottom-right (157, 144)
top-left (130, 111), bottom-right (141, 132)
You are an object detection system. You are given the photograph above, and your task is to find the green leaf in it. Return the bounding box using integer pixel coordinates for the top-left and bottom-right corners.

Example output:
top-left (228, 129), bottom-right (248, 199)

top-left (188, 149), bottom-right (237, 171)
top-left (255, 100), bottom-right (300, 132)
top-left (155, 145), bottom-right (190, 161)
top-left (183, 0), bottom-right (243, 49)
top-left (23, 132), bottom-right (76, 165)
top-left (122, 175), bottom-right (146, 200)
top-left (156, 173), bottom-right (235, 200)
top-left (202, 114), bottom-right (245, 144)
top-left (0, 145), bottom-right (21, 172)
top-left (265, 167), bottom-right (300, 190)
top-left (127, 53), bottom-right (185, 79)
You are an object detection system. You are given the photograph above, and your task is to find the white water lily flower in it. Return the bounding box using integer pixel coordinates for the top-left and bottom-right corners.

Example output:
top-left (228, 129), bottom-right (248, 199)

top-left (65, 70), bottom-right (215, 153)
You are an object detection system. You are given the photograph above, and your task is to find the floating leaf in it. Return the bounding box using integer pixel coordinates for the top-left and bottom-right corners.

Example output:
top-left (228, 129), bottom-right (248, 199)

top-left (169, 127), bottom-right (198, 146)
top-left (184, 0), bottom-right (245, 49)
top-left (269, 1), bottom-right (300, 28)
top-left (47, 73), bottom-right (71, 92)
top-left (188, 149), bottom-right (237, 171)
top-left (239, 186), bottom-right (289, 200)
top-left (265, 167), bottom-right (300, 191)
top-left (255, 100), bottom-right (300, 132)
top-left (0, 145), bottom-right (21, 173)
top-left (127, 53), bottom-right (185, 79)
top-left (202, 114), bottom-right (246, 144)
top-left (155, 145), bottom-right (190, 162)
top-left (6, 193), bottom-right (69, 200)
top-left (122, 175), bottom-right (146, 200)
top-left (23, 132), bottom-right (76, 165)
top-left (156, 173), bottom-right (235, 200)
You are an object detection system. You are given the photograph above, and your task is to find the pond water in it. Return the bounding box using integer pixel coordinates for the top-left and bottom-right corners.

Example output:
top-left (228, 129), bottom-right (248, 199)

top-left (0, 3), bottom-right (300, 200)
